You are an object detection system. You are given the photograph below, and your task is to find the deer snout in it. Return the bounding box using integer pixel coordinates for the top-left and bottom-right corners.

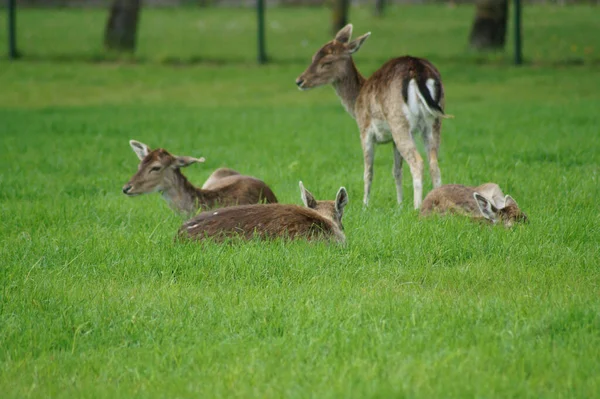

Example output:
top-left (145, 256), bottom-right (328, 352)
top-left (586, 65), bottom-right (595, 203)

top-left (122, 184), bottom-right (133, 195)
top-left (295, 77), bottom-right (305, 89)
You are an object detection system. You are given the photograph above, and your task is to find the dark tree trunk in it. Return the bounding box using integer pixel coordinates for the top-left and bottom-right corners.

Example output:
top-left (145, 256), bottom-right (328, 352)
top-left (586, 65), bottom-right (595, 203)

top-left (331, 0), bottom-right (350, 35)
top-left (469, 0), bottom-right (508, 50)
top-left (374, 0), bottom-right (385, 17)
top-left (104, 0), bottom-right (141, 52)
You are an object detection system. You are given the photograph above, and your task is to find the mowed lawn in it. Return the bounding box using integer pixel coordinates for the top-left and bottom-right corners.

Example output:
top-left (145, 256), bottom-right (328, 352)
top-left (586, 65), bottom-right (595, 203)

top-left (1, 5), bottom-right (599, 399)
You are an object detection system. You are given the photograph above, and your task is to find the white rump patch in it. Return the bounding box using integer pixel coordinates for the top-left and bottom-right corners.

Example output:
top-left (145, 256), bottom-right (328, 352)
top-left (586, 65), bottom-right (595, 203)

top-left (403, 79), bottom-right (438, 131)
top-left (426, 79), bottom-right (436, 101)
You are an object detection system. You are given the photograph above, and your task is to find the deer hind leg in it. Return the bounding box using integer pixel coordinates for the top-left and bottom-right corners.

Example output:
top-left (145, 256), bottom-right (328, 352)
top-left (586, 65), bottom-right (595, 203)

top-left (424, 118), bottom-right (442, 189)
top-left (361, 133), bottom-right (376, 207)
top-left (390, 120), bottom-right (424, 209)
top-left (392, 146), bottom-right (404, 205)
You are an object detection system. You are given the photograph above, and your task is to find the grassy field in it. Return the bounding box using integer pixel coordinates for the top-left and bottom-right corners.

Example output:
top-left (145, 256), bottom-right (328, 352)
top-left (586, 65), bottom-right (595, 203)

top-left (1, 5), bottom-right (600, 399)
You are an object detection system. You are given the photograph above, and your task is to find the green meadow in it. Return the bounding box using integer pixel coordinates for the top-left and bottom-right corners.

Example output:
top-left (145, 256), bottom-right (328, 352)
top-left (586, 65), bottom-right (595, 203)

top-left (1, 5), bottom-right (599, 398)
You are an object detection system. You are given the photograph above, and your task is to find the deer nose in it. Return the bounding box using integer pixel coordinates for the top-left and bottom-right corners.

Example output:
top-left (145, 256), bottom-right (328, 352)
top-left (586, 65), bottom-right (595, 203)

top-left (122, 185), bottom-right (132, 194)
top-left (296, 78), bottom-right (304, 87)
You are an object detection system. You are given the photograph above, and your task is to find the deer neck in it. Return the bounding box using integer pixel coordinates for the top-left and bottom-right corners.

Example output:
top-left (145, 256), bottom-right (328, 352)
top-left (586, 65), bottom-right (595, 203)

top-left (160, 170), bottom-right (204, 216)
top-left (332, 58), bottom-right (365, 119)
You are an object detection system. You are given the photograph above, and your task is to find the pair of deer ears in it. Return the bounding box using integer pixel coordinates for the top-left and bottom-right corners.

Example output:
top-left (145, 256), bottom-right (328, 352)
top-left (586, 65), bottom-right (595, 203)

top-left (129, 140), bottom-right (205, 168)
top-left (334, 24), bottom-right (371, 54)
top-left (474, 193), bottom-right (518, 222)
top-left (299, 181), bottom-right (349, 214)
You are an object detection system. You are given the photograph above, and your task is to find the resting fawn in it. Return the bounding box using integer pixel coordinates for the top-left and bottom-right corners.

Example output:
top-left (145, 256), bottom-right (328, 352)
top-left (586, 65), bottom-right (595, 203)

top-left (420, 183), bottom-right (528, 227)
top-left (122, 140), bottom-right (277, 217)
top-left (296, 24), bottom-right (451, 209)
top-left (178, 181), bottom-right (349, 243)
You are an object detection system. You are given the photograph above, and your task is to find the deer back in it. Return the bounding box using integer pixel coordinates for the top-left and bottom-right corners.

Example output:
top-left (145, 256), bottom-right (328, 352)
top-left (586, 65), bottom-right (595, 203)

top-left (202, 168), bottom-right (241, 190)
top-left (178, 204), bottom-right (343, 243)
top-left (198, 175), bottom-right (278, 209)
top-left (420, 185), bottom-right (480, 217)
top-left (357, 56), bottom-right (446, 118)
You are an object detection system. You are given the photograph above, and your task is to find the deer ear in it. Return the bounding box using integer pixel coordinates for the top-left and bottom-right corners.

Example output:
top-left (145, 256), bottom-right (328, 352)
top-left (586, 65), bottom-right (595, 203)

top-left (335, 187), bottom-right (349, 215)
top-left (299, 181), bottom-right (317, 209)
top-left (474, 193), bottom-right (499, 223)
top-left (173, 155), bottom-right (205, 168)
top-left (334, 23), bottom-right (353, 43)
top-left (347, 32), bottom-right (370, 54)
top-left (130, 140), bottom-right (151, 160)
top-left (504, 195), bottom-right (518, 208)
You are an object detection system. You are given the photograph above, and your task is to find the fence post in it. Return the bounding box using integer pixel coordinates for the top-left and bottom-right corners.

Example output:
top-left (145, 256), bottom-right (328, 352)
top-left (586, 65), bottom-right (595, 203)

top-left (8, 0), bottom-right (19, 59)
top-left (257, 0), bottom-right (267, 64)
top-left (514, 0), bottom-right (522, 65)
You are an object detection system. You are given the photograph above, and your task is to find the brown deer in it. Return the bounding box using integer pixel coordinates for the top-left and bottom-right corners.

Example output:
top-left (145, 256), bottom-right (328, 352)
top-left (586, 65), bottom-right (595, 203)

top-left (420, 183), bottom-right (528, 227)
top-left (122, 140), bottom-right (278, 217)
top-left (296, 24), bottom-right (452, 209)
top-left (178, 181), bottom-right (349, 243)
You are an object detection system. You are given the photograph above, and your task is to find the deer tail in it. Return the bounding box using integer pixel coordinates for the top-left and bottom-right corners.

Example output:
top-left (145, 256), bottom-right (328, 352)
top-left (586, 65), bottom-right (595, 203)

top-left (415, 78), bottom-right (454, 119)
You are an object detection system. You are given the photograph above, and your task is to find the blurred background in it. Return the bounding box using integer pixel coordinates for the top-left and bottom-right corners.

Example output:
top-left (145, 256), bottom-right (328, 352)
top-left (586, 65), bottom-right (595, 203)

top-left (2, 0), bottom-right (598, 65)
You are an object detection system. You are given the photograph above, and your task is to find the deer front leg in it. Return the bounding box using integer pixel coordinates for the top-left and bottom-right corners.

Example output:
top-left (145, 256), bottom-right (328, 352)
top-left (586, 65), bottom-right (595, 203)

top-left (361, 134), bottom-right (375, 207)
top-left (392, 146), bottom-right (404, 205)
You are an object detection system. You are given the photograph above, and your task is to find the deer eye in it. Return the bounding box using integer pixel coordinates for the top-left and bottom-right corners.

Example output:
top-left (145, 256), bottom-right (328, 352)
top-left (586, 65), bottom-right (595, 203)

top-left (150, 166), bottom-right (161, 172)
top-left (321, 61), bottom-right (333, 68)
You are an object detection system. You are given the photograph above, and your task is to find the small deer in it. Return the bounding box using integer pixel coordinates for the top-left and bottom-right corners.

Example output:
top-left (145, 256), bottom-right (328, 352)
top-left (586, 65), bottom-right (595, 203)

top-left (296, 24), bottom-right (452, 209)
top-left (178, 181), bottom-right (349, 243)
top-left (420, 183), bottom-right (528, 227)
top-left (122, 140), bottom-right (278, 217)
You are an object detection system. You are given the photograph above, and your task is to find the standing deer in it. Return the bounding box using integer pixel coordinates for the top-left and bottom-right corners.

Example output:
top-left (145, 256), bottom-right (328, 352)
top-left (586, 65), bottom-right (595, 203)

top-left (296, 24), bottom-right (452, 209)
top-left (420, 183), bottom-right (528, 227)
top-left (122, 140), bottom-right (278, 217)
top-left (178, 181), bottom-right (349, 243)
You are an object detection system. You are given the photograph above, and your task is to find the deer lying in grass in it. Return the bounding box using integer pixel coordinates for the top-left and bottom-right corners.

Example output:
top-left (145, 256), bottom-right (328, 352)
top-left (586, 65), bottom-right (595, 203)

top-left (178, 182), bottom-right (349, 243)
top-left (122, 140), bottom-right (278, 217)
top-left (420, 183), bottom-right (528, 227)
top-left (296, 24), bottom-right (452, 209)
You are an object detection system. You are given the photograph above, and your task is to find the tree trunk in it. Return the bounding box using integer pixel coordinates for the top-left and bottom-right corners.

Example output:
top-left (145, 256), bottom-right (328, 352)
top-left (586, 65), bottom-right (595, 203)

top-left (374, 0), bottom-right (385, 17)
top-left (104, 0), bottom-right (141, 52)
top-left (331, 0), bottom-right (350, 35)
top-left (469, 0), bottom-right (508, 51)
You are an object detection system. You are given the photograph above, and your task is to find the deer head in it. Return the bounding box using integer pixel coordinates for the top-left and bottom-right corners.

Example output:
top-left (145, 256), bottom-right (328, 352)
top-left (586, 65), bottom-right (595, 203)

top-left (474, 193), bottom-right (528, 227)
top-left (122, 140), bottom-right (205, 196)
top-left (295, 24), bottom-right (370, 90)
top-left (299, 181), bottom-right (348, 230)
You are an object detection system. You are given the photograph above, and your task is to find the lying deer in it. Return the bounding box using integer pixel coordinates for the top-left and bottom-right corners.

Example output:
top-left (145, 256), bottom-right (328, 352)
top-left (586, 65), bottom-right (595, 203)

top-left (296, 24), bottom-right (452, 209)
top-left (420, 183), bottom-right (528, 227)
top-left (122, 140), bottom-right (278, 217)
top-left (178, 181), bottom-right (349, 243)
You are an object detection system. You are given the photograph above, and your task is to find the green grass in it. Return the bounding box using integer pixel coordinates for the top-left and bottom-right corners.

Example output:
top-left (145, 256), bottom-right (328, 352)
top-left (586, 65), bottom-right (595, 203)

top-left (1, 5), bottom-right (600, 399)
